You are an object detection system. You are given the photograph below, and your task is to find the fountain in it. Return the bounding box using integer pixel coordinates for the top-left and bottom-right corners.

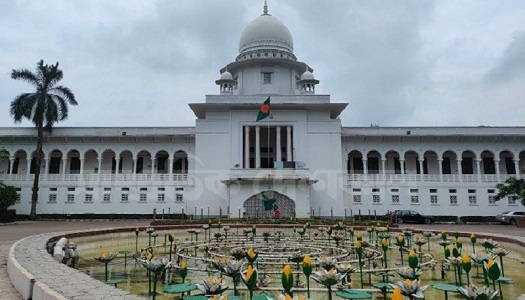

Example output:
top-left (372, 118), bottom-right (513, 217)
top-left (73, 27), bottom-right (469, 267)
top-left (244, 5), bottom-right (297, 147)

top-left (71, 223), bottom-right (525, 300)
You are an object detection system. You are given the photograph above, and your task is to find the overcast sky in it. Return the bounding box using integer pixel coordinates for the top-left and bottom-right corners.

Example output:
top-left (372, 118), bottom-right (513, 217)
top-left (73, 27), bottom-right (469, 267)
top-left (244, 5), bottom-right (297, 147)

top-left (1, 0), bottom-right (524, 128)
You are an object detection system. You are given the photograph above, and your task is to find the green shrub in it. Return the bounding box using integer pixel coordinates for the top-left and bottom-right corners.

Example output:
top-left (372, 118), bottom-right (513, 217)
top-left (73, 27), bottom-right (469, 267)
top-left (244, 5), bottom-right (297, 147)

top-left (0, 182), bottom-right (17, 212)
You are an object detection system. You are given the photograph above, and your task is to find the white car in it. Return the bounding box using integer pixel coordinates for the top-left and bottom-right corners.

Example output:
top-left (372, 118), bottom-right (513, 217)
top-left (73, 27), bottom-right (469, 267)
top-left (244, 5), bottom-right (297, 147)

top-left (495, 211), bottom-right (525, 225)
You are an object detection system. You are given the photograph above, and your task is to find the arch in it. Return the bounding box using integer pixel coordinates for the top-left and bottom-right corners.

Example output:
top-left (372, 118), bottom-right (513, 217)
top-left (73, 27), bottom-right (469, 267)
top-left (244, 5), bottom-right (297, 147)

top-left (404, 150), bottom-right (420, 174)
top-left (347, 150), bottom-right (363, 174)
top-left (385, 150), bottom-right (401, 174)
top-left (519, 151), bottom-right (525, 175)
top-left (243, 190), bottom-right (295, 218)
top-left (48, 150), bottom-right (63, 174)
top-left (461, 150), bottom-right (476, 175)
top-left (173, 150), bottom-right (188, 174)
top-left (155, 150), bottom-right (170, 174)
top-left (441, 150), bottom-right (457, 175)
top-left (101, 149), bottom-right (116, 174)
top-left (480, 150), bottom-right (496, 175)
top-left (499, 150), bottom-right (516, 175)
top-left (10, 150), bottom-right (28, 175)
top-left (136, 150), bottom-right (152, 174)
top-left (66, 150), bottom-right (81, 174)
top-left (366, 150), bottom-right (381, 174)
top-left (119, 150), bottom-right (133, 174)
top-left (0, 149), bottom-right (10, 174)
top-left (423, 150), bottom-right (439, 175)
top-left (83, 149), bottom-right (99, 174)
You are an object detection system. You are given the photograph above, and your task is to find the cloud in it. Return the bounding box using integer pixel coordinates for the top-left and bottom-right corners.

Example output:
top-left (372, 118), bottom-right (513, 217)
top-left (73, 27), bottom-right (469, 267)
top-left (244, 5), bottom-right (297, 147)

top-left (484, 31), bottom-right (525, 85)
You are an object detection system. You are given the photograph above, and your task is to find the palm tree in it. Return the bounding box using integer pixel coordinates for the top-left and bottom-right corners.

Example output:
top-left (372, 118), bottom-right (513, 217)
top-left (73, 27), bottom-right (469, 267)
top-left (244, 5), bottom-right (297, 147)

top-left (10, 60), bottom-right (77, 219)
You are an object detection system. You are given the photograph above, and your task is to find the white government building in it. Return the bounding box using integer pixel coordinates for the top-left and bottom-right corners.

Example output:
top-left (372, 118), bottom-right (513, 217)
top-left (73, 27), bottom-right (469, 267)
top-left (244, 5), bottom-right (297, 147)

top-left (1, 5), bottom-right (524, 219)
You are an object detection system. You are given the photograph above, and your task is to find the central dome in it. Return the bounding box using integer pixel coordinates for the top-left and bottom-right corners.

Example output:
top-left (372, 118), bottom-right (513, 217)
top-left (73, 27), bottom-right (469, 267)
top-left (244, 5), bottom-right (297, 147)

top-left (238, 13), bottom-right (293, 55)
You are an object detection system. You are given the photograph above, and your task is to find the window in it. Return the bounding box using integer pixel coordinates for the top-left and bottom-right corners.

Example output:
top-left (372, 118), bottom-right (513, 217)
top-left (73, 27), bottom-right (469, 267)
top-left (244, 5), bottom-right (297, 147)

top-left (468, 189), bottom-right (476, 194)
top-left (48, 194), bottom-right (57, 203)
top-left (140, 187), bottom-right (147, 191)
top-left (372, 188), bottom-right (380, 192)
top-left (16, 193), bottom-right (21, 203)
top-left (176, 187), bottom-right (184, 191)
top-left (104, 187), bottom-right (111, 191)
top-left (449, 189), bottom-right (457, 193)
top-left (68, 187), bottom-right (75, 192)
top-left (102, 194), bottom-right (110, 202)
top-left (372, 195), bottom-right (380, 203)
top-left (450, 195), bottom-right (458, 205)
top-left (140, 194), bottom-right (147, 202)
top-left (410, 189), bottom-right (418, 193)
top-left (158, 187), bottom-right (165, 191)
top-left (429, 189), bottom-right (437, 193)
top-left (122, 187), bottom-right (130, 191)
top-left (488, 196), bottom-right (497, 205)
top-left (263, 72), bottom-right (272, 84)
top-left (487, 189), bottom-right (495, 194)
top-left (352, 195), bottom-right (361, 203)
top-left (508, 196), bottom-right (517, 205)
top-left (50, 188), bottom-right (57, 191)
top-left (86, 187), bottom-right (94, 192)
top-left (392, 195), bottom-right (400, 204)
top-left (67, 194), bottom-right (74, 202)
top-left (391, 189), bottom-right (399, 193)
top-left (157, 193), bottom-right (165, 202)
top-left (411, 196), bottom-right (419, 204)
top-left (469, 196), bottom-right (477, 205)
top-left (430, 195), bottom-right (438, 204)
top-left (121, 194), bottom-right (128, 202)
top-left (85, 194), bottom-right (93, 203)
top-left (176, 194), bottom-right (183, 202)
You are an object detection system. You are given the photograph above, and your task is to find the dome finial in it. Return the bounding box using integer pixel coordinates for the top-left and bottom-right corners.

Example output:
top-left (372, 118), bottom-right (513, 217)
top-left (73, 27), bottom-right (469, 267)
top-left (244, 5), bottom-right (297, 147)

top-left (263, 0), bottom-right (268, 15)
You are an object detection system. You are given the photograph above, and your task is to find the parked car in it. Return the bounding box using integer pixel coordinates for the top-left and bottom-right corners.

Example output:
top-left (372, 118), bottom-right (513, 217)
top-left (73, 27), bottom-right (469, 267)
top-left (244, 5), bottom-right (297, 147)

top-left (386, 210), bottom-right (434, 224)
top-left (495, 211), bottom-right (525, 225)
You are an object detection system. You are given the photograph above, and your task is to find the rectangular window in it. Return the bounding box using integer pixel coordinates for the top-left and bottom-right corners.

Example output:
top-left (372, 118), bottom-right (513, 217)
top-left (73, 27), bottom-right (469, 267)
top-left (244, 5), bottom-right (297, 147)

top-left (487, 189), bottom-right (495, 194)
top-left (16, 193), bottom-right (21, 203)
top-left (86, 187), bottom-right (94, 192)
top-left (468, 189), bottom-right (476, 194)
top-left (67, 194), bottom-right (74, 202)
top-left (157, 193), bottom-right (165, 202)
top-left (176, 194), bottom-right (183, 202)
top-left (450, 195), bottom-right (458, 205)
top-left (50, 188), bottom-right (57, 192)
top-left (391, 195), bottom-right (400, 204)
top-left (175, 187), bottom-right (184, 191)
top-left (372, 188), bottom-right (380, 192)
top-left (372, 195), bottom-right (380, 203)
top-left (411, 195), bottom-right (419, 204)
top-left (104, 187), bottom-right (111, 191)
top-left (410, 189), bottom-right (418, 193)
top-left (122, 187), bottom-right (130, 191)
top-left (140, 187), bottom-right (147, 191)
top-left (48, 194), bottom-right (57, 203)
top-left (102, 194), bottom-right (110, 202)
top-left (158, 187), bottom-right (165, 191)
top-left (488, 196), bottom-right (497, 205)
top-left (85, 194), bottom-right (93, 202)
top-left (68, 187), bottom-right (75, 192)
top-left (139, 194), bottom-right (147, 202)
top-left (121, 194), bottom-right (128, 202)
top-left (430, 195), bottom-right (438, 204)
top-left (391, 188), bottom-right (399, 193)
top-left (263, 72), bottom-right (272, 84)
top-left (449, 189), bottom-right (457, 193)
top-left (429, 189), bottom-right (437, 193)
top-left (508, 196), bottom-right (517, 205)
top-left (469, 195), bottom-right (477, 205)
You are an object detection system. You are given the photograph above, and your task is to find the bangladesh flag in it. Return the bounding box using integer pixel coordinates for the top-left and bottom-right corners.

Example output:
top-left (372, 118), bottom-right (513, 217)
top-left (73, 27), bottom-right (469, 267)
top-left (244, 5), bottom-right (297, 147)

top-left (256, 96), bottom-right (271, 122)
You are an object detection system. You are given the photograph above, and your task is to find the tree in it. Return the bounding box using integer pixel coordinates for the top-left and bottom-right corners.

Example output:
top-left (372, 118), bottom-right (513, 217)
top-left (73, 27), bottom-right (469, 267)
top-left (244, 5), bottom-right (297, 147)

top-left (10, 60), bottom-right (77, 219)
top-left (0, 182), bottom-right (17, 213)
top-left (495, 176), bottom-right (525, 206)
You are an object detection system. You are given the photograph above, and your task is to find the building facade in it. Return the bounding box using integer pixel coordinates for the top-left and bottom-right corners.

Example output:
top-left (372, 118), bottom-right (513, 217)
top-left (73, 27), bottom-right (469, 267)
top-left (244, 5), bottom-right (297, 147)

top-left (1, 6), bottom-right (524, 218)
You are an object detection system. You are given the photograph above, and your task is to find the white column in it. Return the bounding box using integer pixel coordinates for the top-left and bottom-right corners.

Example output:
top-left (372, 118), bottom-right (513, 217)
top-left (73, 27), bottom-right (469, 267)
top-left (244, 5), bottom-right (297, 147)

top-left (115, 157), bottom-right (120, 174)
top-left (132, 157), bottom-right (137, 174)
top-left (151, 157), bottom-right (156, 174)
top-left (438, 159), bottom-right (443, 182)
top-left (381, 159), bottom-right (386, 177)
top-left (514, 159), bottom-right (520, 175)
top-left (244, 126), bottom-right (250, 168)
top-left (44, 157), bottom-right (50, 175)
top-left (79, 158), bottom-right (84, 175)
top-left (286, 126), bottom-right (292, 162)
top-left (169, 157), bottom-right (174, 174)
top-left (276, 126), bottom-right (282, 162)
top-left (457, 159), bottom-right (463, 182)
top-left (255, 126), bottom-right (261, 168)
top-left (362, 159), bottom-right (368, 175)
top-left (476, 159), bottom-right (482, 181)
top-left (61, 158), bottom-right (67, 179)
top-left (26, 159), bottom-right (31, 176)
top-left (400, 159), bottom-right (405, 174)
top-left (97, 155), bottom-right (102, 174)
top-left (9, 157), bottom-right (15, 174)
top-left (418, 158), bottom-right (424, 181)
top-left (495, 159), bottom-right (500, 181)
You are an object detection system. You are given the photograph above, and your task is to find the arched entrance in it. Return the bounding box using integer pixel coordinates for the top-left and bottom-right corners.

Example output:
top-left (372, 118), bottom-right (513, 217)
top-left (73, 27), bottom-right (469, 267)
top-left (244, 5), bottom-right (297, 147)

top-left (243, 191), bottom-right (295, 218)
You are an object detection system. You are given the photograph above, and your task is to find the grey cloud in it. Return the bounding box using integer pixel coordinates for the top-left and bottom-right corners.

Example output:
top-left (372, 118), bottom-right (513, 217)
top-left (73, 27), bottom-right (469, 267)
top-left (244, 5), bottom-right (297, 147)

top-left (484, 31), bottom-right (525, 85)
